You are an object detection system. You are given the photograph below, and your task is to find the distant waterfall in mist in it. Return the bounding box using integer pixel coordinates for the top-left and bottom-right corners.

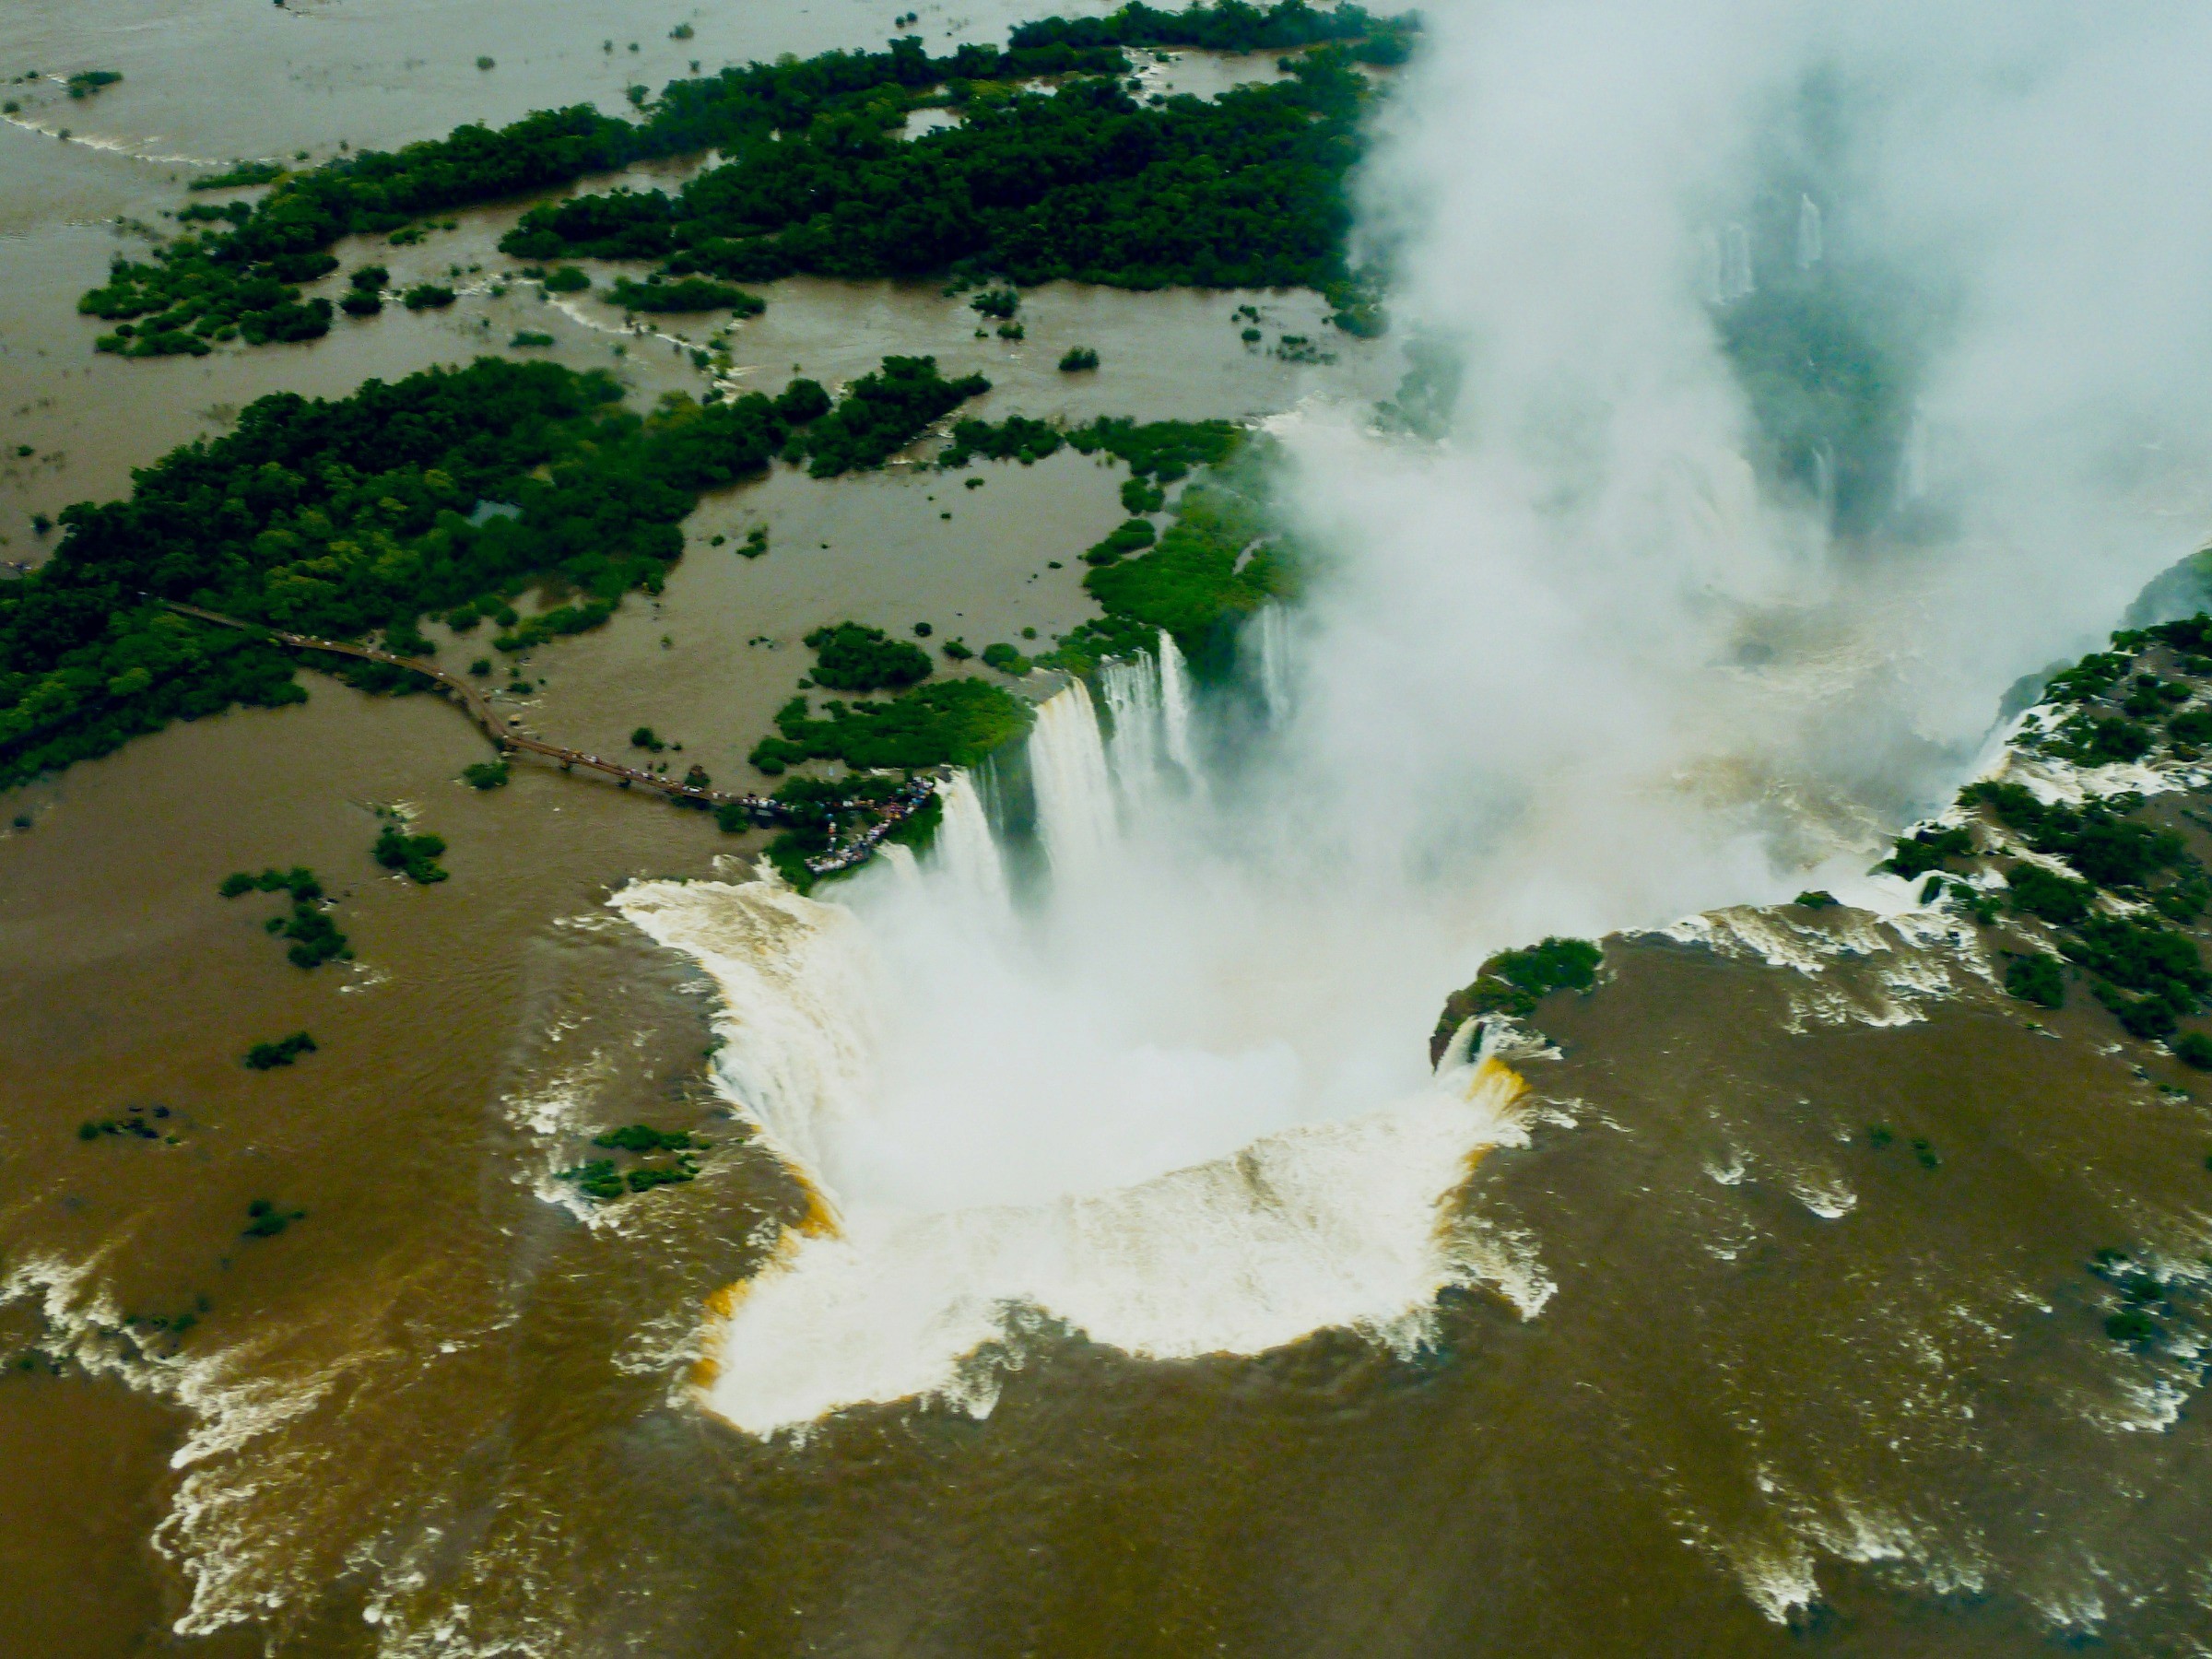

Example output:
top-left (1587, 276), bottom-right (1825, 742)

top-left (1811, 441), bottom-right (1835, 529)
top-left (935, 770), bottom-right (1009, 911)
top-left (1897, 406), bottom-right (1929, 505)
top-left (1159, 630), bottom-right (1198, 777)
top-left (1028, 680), bottom-right (1116, 880)
top-left (1100, 653), bottom-right (1163, 813)
top-left (1256, 605), bottom-right (1293, 725)
top-left (1795, 194), bottom-right (1822, 269)
top-left (1720, 223), bottom-right (1754, 302)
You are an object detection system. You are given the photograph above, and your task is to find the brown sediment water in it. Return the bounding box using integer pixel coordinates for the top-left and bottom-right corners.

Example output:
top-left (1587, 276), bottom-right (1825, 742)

top-left (8, 4), bottom-right (2212, 1656)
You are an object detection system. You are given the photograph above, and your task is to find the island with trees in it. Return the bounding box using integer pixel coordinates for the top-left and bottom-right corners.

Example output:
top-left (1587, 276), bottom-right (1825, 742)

top-left (76, 2), bottom-right (1414, 357)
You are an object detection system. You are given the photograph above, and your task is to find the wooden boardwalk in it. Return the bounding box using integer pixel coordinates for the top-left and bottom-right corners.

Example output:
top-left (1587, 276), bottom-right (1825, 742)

top-left (158, 601), bottom-right (954, 875)
top-left (159, 598), bottom-right (799, 820)
top-left (159, 600), bottom-right (950, 876)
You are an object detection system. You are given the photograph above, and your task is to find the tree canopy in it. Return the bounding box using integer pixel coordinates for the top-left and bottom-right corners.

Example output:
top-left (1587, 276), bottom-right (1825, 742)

top-left (506, 55), bottom-right (1371, 292)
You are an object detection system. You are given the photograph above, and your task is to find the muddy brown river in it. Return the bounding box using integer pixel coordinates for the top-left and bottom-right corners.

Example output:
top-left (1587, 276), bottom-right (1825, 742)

top-left (6, 3), bottom-right (2212, 1656)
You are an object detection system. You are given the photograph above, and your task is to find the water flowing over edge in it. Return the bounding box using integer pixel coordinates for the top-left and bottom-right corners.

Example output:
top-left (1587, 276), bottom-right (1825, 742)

top-left (610, 872), bottom-right (1546, 1439)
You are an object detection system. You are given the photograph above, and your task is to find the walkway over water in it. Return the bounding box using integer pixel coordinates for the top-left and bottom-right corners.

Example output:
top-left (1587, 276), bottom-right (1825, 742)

top-left (159, 598), bottom-right (796, 821)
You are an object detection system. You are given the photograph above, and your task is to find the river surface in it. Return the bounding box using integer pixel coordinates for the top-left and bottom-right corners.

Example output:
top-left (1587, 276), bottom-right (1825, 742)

top-left (6, 4), bottom-right (2212, 1657)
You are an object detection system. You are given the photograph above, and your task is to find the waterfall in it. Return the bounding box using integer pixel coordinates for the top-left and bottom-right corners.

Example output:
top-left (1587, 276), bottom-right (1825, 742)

top-left (1795, 194), bottom-right (1823, 269)
top-left (1029, 680), bottom-right (1117, 881)
top-left (1256, 605), bottom-right (1292, 726)
top-left (1700, 230), bottom-right (1724, 305)
top-left (1811, 441), bottom-right (1835, 529)
top-left (1898, 406), bottom-right (1930, 505)
top-left (1100, 652), bottom-right (1162, 813)
top-left (935, 770), bottom-right (1008, 910)
top-left (1720, 223), bottom-right (1754, 302)
top-left (1159, 630), bottom-right (1198, 777)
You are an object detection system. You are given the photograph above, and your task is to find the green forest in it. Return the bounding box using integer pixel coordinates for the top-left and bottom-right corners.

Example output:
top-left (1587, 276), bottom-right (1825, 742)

top-left (77, 2), bottom-right (1411, 356)
top-left (0, 356), bottom-right (990, 788)
top-left (504, 53), bottom-right (1370, 291)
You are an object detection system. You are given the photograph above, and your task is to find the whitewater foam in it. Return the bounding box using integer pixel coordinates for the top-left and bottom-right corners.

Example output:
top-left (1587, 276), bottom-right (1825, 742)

top-left (696, 1038), bottom-right (1529, 1436)
top-left (611, 871), bottom-right (1537, 1437)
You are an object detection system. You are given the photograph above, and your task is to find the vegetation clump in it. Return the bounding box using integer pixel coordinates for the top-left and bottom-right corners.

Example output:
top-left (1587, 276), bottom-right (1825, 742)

top-left (1009, 2), bottom-right (1411, 56)
top-left (1962, 782), bottom-right (2206, 919)
top-left (790, 357), bottom-right (990, 477)
top-left (594, 1124), bottom-right (701, 1153)
top-left (2003, 950), bottom-right (2066, 1009)
top-left (402, 283), bottom-right (456, 310)
top-left (803, 621), bottom-right (935, 690)
top-left (220, 866), bottom-right (352, 968)
top-left (79, 1103), bottom-right (175, 1143)
top-left (1057, 346), bottom-right (1100, 371)
top-left (606, 274), bottom-right (765, 313)
top-left (1878, 823), bottom-right (1973, 879)
top-left (461, 759), bottom-right (510, 788)
top-left (1082, 517), bottom-right (1158, 566)
top-left (1431, 936), bottom-right (1601, 1058)
top-left (2087, 1248), bottom-right (2194, 1350)
top-left (559, 1122), bottom-right (705, 1200)
top-left (2003, 863), bottom-right (2096, 927)
top-left (241, 1197), bottom-right (307, 1238)
top-left (936, 411), bottom-right (1238, 477)
top-left (191, 159), bottom-right (285, 191)
top-left (243, 1030), bottom-right (318, 1070)
top-left (1065, 477), bottom-right (1288, 667)
top-left (373, 822), bottom-right (450, 884)
top-left (1877, 617), bottom-right (2212, 1050)
top-left (931, 413), bottom-right (1268, 674)
top-left (739, 771), bottom-right (944, 890)
top-left (65, 70), bottom-right (123, 100)
top-left (747, 677), bottom-right (1030, 774)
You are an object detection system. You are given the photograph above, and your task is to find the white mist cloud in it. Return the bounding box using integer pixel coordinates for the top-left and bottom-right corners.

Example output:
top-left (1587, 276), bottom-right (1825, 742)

top-left (1274, 0), bottom-right (2212, 928)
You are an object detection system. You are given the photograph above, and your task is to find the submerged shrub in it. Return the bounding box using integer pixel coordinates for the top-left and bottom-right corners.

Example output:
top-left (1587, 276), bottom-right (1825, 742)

top-left (2173, 1031), bottom-right (2212, 1069)
top-left (243, 1030), bottom-right (317, 1070)
top-left (1433, 936), bottom-right (1602, 1056)
top-left (373, 823), bottom-right (449, 884)
top-left (804, 621), bottom-right (934, 691)
top-left (2004, 951), bottom-right (2066, 1009)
